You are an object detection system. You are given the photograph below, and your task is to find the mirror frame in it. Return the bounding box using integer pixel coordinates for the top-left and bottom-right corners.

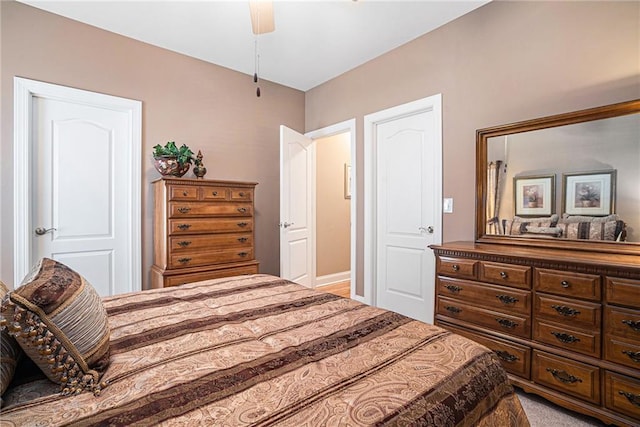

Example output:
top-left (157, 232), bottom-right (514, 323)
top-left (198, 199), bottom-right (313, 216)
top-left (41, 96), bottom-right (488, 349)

top-left (476, 98), bottom-right (640, 255)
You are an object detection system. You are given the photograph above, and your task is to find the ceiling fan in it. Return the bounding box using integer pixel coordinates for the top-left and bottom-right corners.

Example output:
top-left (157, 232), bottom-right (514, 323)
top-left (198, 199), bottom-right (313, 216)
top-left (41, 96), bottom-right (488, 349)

top-left (249, 0), bottom-right (275, 35)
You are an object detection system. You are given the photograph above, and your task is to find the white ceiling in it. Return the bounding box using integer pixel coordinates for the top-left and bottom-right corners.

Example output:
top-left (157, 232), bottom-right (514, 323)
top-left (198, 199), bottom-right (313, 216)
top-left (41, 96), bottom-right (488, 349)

top-left (19, 0), bottom-right (490, 91)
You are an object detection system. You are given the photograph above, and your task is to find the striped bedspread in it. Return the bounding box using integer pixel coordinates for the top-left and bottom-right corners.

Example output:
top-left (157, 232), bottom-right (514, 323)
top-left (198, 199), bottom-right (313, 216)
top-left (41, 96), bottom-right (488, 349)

top-left (1, 274), bottom-right (529, 426)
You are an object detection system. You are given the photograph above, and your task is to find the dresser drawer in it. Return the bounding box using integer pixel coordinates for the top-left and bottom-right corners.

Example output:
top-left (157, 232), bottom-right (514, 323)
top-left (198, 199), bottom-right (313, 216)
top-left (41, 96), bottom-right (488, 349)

top-left (169, 202), bottom-right (253, 217)
top-left (201, 187), bottom-right (229, 200)
top-left (604, 336), bottom-right (640, 370)
top-left (169, 218), bottom-right (253, 234)
top-left (533, 319), bottom-right (600, 358)
top-left (230, 188), bottom-right (253, 201)
top-left (532, 350), bottom-right (600, 404)
top-left (605, 305), bottom-right (640, 340)
top-left (437, 277), bottom-right (531, 315)
top-left (436, 257), bottom-right (477, 280)
top-left (169, 185), bottom-right (199, 200)
top-left (437, 297), bottom-right (530, 338)
top-left (604, 371), bottom-right (640, 421)
top-left (169, 233), bottom-right (252, 252)
top-left (170, 248), bottom-right (254, 269)
top-left (606, 277), bottom-right (640, 308)
top-left (534, 294), bottom-right (601, 329)
top-left (443, 323), bottom-right (531, 379)
top-left (534, 269), bottom-right (601, 301)
top-left (163, 264), bottom-right (259, 288)
top-left (479, 262), bottom-right (531, 289)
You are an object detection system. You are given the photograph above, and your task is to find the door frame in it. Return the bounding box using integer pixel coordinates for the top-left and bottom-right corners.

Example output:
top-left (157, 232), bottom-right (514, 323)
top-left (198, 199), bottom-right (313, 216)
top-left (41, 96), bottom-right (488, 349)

top-left (13, 77), bottom-right (142, 289)
top-left (363, 95), bottom-right (443, 307)
top-left (303, 119), bottom-right (358, 300)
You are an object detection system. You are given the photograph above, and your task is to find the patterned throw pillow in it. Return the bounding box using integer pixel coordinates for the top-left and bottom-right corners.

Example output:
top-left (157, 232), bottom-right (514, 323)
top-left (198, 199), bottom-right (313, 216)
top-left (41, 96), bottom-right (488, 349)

top-left (560, 214), bottom-right (618, 223)
top-left (558, 220), bottom-right (624, 241)
top-left (503, 214), bottom-right (559, 236)
top-left (0, 281), bottom-right (22, 400)
top-left (0, 259), bottom-right (110, 396)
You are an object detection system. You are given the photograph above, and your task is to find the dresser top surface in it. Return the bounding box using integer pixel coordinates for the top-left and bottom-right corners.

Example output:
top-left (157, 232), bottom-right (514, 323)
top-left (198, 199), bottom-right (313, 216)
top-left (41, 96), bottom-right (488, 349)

top-left (430, 241), bottom-right (640, 271)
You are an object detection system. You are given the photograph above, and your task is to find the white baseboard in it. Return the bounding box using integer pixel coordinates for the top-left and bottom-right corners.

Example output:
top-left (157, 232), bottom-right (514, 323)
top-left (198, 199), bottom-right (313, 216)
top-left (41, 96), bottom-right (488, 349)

top-left (315, 271), bottom-right (350, 287)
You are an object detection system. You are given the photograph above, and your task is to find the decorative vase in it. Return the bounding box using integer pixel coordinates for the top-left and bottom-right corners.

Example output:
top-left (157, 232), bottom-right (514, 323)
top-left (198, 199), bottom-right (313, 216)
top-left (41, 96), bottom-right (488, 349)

top-left (193, 150), bottom-right (207, 179)
top-left (153, 156), bottom-right (190, 177)
top-left (581, 200), bottom-right (592, 207)
top-left (527, 201), bottom-right (538, 208)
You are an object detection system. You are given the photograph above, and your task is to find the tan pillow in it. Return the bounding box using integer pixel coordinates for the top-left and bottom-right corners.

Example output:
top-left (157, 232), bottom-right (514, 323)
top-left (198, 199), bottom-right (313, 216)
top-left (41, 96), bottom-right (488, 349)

top-left (0, 259), bottom-right (110, 395)
top-left (0, 281), bottom-right (22, 399)
top-left (560, 214), bottom-right (618, 223)
top-left (503, 214), bottom-right (559, 235)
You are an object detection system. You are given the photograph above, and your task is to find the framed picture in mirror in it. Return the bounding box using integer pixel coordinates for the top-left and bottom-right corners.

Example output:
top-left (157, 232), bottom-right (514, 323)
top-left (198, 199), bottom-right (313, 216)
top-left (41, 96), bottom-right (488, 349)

top-left (513, 174), bottom-right (555, 217)
top-left (563, 170), bottom-right (616, 216)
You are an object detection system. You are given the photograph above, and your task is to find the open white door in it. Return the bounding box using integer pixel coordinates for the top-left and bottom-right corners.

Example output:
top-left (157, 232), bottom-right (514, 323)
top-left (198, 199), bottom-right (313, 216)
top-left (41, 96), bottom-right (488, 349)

top-left (279, 126), bottom-right (315, 287)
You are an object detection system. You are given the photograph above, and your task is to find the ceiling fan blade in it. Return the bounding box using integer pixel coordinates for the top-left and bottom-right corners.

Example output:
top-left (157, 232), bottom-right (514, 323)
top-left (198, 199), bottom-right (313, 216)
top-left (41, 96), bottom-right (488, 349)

top-left (249, 0), bottom-right (275, 35)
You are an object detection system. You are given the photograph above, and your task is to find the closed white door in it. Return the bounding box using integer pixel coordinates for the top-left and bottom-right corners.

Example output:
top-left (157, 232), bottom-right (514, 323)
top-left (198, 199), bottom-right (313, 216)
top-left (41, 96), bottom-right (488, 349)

top-left (366, 95), bottom-right (442, 323)
top-left (279, 125), bottom-right (315, 287)
top-left (14, 78), bottom-right (141, 296)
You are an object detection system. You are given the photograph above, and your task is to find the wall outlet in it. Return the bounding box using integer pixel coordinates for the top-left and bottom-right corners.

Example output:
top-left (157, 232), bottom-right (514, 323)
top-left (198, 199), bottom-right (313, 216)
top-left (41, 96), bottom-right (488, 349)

top-left (443, 198), bottom-right (453, 213)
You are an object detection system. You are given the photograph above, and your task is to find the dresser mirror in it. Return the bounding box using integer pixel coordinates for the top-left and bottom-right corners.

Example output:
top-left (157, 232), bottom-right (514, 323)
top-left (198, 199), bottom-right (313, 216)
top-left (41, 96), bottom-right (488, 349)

top-left (476, 99), bottom-right (640, 254)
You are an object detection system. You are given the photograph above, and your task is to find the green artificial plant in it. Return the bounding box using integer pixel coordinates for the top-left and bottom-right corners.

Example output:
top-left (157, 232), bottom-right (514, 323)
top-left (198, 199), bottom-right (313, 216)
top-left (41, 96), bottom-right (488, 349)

top-left (153, 141), bottom-right (194, 165)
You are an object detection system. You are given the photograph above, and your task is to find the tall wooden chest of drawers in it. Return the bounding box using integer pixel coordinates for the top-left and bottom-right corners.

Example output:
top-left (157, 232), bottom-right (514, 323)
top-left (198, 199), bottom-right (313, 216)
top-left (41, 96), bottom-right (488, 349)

top-left (151, 178), bottom-right (259, 288)
top-left (431, 241), bottom-right (640, 426)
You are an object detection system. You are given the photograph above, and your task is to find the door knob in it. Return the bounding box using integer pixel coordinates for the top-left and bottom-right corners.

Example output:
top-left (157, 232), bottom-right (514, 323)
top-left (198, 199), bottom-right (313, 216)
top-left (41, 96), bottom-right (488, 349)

top-left (419, 226), bottom-right (434, 234)
top-left (35, 227), bottom-right (56, 236)
top-left (279, 222), bottom-right (294, 228)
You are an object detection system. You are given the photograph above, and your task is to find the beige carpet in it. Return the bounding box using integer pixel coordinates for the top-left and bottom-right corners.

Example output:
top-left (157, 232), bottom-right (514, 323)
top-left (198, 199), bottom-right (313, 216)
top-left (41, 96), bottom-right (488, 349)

top-left (516, 389), bottom-right (606, 426)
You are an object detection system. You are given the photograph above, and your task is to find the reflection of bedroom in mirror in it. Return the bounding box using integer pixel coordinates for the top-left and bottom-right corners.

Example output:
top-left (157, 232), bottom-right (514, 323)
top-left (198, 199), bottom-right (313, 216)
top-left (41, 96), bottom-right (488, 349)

top-left (478, 99), bottom-right (640, 251)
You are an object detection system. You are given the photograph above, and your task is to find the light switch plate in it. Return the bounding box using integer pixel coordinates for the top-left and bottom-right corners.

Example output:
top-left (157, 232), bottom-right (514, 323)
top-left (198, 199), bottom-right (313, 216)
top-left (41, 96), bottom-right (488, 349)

top-left (443, 198), bottom-right (453, 213)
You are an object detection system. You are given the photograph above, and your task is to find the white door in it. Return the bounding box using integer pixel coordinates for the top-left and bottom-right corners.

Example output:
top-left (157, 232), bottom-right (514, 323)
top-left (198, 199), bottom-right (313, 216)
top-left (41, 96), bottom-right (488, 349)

top-left (365, 95), bottom-right (442, 323)
top-left (279, 126), bottom-right (315, 287)
top-left (14, 78), bottom-right (141, 296)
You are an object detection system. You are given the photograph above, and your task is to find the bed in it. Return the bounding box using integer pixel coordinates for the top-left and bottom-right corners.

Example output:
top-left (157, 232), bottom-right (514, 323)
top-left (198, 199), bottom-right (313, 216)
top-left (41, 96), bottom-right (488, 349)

top-left (1, 271), bottom-right (529, 426)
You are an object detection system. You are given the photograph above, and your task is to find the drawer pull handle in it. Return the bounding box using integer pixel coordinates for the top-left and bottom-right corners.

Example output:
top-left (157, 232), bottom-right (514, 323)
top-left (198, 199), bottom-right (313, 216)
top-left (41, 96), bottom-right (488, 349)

top-left (451, 265), bottom-right (460, 272)
top-left (445, 306), bottom-right (462, 314)
top-left (619, 390), bottom-right (640, 407)
top-left (238, 237), bottom-right (249, 243)
top-left (622, 320), bottom-right (640, 332)
top-left (178, 257), bottom-right (192, 264)
top-left (238, 222), bottom-right (248, 228)
top-left (177, 207), bottom-right (191, 213)
top-left (546, 368), bottom-right (582, 384)
top-left (239, 192), bottom-right (245, 197)
top-left (560, 280), bottom-right (570, 288)
top-left (551, 305), bottom-right (581, 317)
top-left (445, 285), bottom-right (462, 294)
top-left (212, 191), bottom-right (218, 196)
top-left (499, 271), bottom-right (508, 279)
top-left (237, 207), bottom-right (248, 213)
top-left (238, 252), bottom-right (249, 257)
top-left (622, 350), bottom-right (640, 363)
top-left (177, 241), bottom-right (191, 247)
top-left (495, 350), bottom-right (519, 363)
top-left (182, 191), bottom-right (188, 196)
top-left (177, 224), bottom-right (192, 230)
top-left (496, 295), bottom-right (518, 305)
top-left (551, 331), bottom-right (580, 344)
top-left (495, 318), bottom-right (518, 329)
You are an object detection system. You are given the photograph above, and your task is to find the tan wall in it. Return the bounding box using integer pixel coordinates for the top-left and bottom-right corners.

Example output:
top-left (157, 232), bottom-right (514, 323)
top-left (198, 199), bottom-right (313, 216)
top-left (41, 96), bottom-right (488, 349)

top-left (0, 1), bottom-right (305, 288)
top-left (305, 0), bottom-right (640, 296)
top-left (316, 133), bottom-right (351, 277)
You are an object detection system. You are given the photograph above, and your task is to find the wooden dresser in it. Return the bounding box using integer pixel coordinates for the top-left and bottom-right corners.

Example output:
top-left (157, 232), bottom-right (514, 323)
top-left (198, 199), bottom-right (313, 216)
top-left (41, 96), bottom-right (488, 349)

top-left (431, 241), bottom-right (640, 426)
top-left (151, 178), bottom-right (259, 288)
